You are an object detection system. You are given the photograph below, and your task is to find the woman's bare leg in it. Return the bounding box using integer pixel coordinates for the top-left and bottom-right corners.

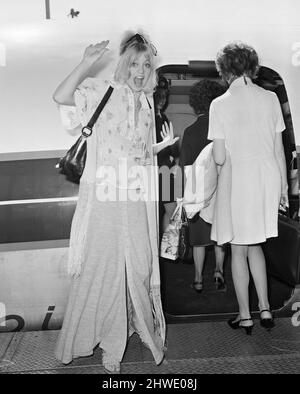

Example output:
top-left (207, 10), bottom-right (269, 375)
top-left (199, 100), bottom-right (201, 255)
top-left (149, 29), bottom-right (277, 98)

top-left (231, 244), bottom-right (252, 323)
top-left (248, 245), bottom-right (271, 317)
top-left (214, 245), bottom-right (225, 273)
top-left (214, 245), bottom-right (226, 289)
top-left (193, 246), bottom-right (205, 290)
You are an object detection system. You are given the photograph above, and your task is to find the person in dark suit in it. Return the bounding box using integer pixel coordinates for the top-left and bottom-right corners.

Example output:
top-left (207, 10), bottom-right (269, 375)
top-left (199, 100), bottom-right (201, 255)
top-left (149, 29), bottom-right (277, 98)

top-left (180, 79), bottom-right (226, 293)
top-left (154, 76), bottom-right (179, 237)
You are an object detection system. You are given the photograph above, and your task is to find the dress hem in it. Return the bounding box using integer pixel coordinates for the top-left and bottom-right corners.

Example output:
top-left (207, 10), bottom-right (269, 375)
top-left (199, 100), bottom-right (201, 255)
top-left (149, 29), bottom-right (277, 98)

top-left (230, 232), bottom-right (278, 245)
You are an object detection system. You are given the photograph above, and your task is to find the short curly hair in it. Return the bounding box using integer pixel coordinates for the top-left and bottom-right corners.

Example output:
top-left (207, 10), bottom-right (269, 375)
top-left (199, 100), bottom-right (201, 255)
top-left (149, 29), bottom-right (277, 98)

top-left (216, 42), bottom-right (259, 81)
top-left (189, 79), bottom-right (225, 114)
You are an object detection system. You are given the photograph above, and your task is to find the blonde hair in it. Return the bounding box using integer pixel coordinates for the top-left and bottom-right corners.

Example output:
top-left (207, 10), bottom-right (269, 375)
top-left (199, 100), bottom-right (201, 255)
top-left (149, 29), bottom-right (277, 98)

top-left (114, 32), bottom-right (158, 93)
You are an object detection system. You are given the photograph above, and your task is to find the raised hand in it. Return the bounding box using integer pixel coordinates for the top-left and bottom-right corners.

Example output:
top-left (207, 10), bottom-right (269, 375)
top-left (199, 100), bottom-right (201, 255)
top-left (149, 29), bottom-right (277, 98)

top-left (160, 121), bottom-right (179, 147)
top-left (82, 40), bottom-right (109, 66)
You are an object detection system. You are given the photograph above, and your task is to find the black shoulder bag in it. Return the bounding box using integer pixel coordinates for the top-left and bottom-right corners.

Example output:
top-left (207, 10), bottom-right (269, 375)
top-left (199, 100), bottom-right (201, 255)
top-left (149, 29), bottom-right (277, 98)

top-left (56, 85), bottom-right (114, 184)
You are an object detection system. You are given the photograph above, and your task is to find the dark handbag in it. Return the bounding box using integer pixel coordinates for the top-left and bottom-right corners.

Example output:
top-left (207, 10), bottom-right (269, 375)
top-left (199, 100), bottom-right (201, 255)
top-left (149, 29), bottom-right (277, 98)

top-left (57, 85), bottom-right (114, 183)
top-left (263, 214), bottom-right (300, 287)
top-left (178, 205), bottom-right (189, 260)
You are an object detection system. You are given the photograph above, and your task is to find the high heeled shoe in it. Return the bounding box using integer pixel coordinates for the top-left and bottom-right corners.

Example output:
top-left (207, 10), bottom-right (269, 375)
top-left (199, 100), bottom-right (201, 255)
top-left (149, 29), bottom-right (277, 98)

top-left (260, 309), bottom-right (275, 331)
top-left (227, 317), bottom-right (254, 335)
top-left (191, 281), bottom-right (203, 293)
top-left (213, 270), bottom-right (226, 291)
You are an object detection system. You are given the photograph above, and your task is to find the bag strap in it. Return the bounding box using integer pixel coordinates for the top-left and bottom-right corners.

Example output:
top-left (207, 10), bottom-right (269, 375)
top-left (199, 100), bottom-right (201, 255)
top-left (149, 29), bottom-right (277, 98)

top-left (170, 203), bottom-right (181, 222)
top-left (81, 85), bottom-right (114, 137)
top-left (289, 150), bottom-right (297, 169)
top-left (170, 199), bottom-right (183, 222)
top-left (146, 96), bottom-right (152, 109)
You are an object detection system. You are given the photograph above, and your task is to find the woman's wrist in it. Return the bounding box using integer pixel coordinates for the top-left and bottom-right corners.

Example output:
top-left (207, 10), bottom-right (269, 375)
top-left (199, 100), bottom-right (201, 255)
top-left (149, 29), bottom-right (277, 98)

top-left (78, 58), bottom-right (94, 70)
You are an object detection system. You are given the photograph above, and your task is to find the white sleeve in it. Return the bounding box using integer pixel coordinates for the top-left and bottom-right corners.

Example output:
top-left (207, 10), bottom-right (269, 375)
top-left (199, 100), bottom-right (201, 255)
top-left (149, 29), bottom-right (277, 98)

top-left (58, 104), bottom-right (81, 130)
top-left (208, 100), bottom-right (225, 140)
top-left (74, 77), bottom-right (107, 126)
top-left (58, 77), bottom-right (108, 130)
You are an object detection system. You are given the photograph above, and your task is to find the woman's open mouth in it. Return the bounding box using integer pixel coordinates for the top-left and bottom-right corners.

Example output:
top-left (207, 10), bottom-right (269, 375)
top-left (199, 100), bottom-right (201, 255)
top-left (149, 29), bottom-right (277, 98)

top-left (134, 76), bottom-right (144, 88)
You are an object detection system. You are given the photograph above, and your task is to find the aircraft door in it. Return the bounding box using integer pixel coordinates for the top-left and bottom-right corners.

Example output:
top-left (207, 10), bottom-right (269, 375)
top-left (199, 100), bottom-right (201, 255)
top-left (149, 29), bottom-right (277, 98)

top-left (157, 62), bottom-right (300, 319)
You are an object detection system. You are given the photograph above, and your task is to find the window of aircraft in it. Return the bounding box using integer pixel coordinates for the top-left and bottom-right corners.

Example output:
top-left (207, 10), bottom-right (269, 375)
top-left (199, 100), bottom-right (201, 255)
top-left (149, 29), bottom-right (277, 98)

top-left (157, 62), bottom-right (300, 322)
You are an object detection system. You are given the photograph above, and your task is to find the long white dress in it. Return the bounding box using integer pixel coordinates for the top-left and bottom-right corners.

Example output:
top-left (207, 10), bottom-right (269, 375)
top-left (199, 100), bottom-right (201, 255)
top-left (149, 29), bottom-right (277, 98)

top-left (208, 76), bottom-right (285, 245)
top-left (55, 77), bottom-right (165, 364)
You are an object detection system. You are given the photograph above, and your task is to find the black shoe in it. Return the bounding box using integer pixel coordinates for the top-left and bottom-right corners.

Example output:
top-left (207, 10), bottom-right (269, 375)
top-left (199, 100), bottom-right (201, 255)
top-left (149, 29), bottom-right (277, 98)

top-left (191, 281), bottom-right (203, 293)
top-left (228, 317), bottom-right (254, 335)
top-left (260, 309), bottom-right (275, 331)
top-left (213, 270), bottom-right (226, 291)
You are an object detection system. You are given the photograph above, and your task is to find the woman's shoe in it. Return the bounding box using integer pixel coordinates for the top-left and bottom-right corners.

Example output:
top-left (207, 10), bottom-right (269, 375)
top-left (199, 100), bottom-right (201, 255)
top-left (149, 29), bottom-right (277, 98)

top-left (102, 350), bottom-right (121, 374)
top-left (214, 270), bottom-right (226, 291)
top-left (260, 309), bottom-right (275, 331)
top-left (191, 281), bottom-right (203, 293)
top-left (228, 317), bottom-right (254, 335)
